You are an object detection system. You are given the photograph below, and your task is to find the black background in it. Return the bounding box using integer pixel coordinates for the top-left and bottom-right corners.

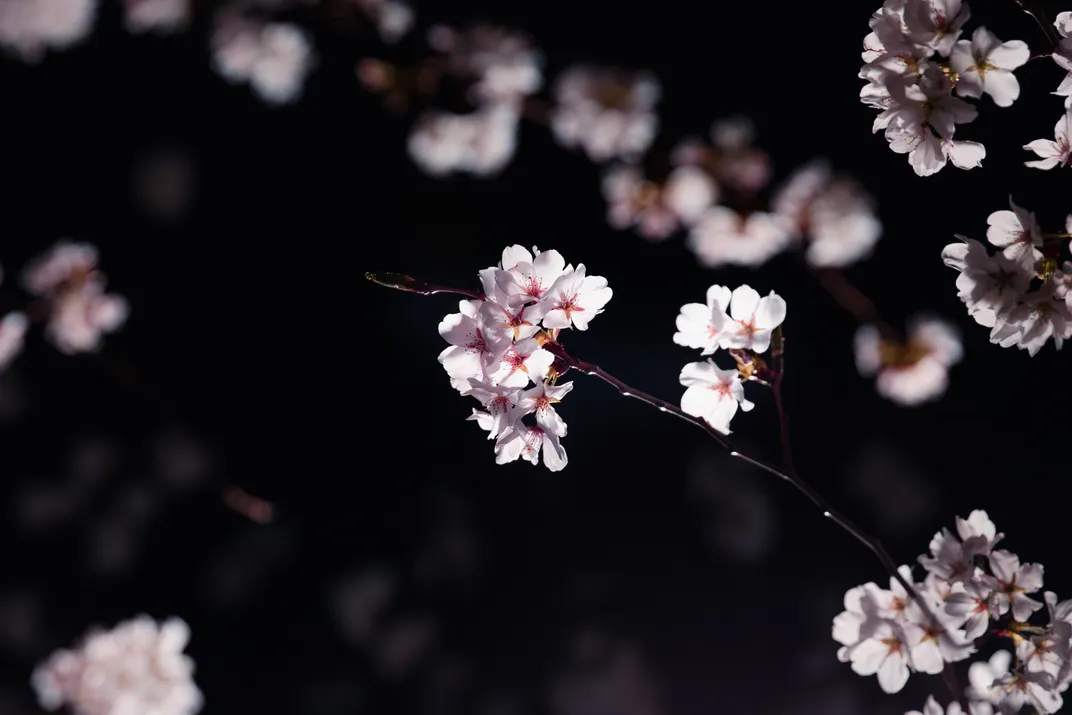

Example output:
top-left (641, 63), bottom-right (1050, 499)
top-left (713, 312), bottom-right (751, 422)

top-left (1, 1), bottom-right (1069, 713)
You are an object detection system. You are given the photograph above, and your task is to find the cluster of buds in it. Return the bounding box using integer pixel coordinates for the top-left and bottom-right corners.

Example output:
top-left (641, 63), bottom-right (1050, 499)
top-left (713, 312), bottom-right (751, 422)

top-left (0, 241), bottom-right (128, 372)
top-left (859, 0), bottom-right (1028, 176)
top-left (672, 283), bottom-right (786, 433)
top-left (834, 510), bottom-right (1072, 715)
top-left (942, 197), bottom-right (1072, 356)
top-left (434, 245), bottom-right (612, 471)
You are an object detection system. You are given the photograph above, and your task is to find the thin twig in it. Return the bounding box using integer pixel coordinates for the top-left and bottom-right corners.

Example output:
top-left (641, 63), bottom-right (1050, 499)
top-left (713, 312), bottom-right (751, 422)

top-left (1018, 0), bottom-right (1062, 50)
top-left (808, 266), bottom-right (901, 339)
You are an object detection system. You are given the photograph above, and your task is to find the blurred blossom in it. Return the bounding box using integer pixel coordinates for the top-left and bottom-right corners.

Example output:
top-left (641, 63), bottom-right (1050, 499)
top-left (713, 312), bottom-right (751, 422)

top-left (211, 11), bottom-right (315, 105)
top-left (408, 104), bottom-right (519, 177)
top-left (551, 65), bottom-right (660, 163)
top-left (672, 117), bottom-right (772, 194)
top-left (855, 315), bottom-right (962, 406)
top-left (0, 0), bottom-right (97, 61)
top-left (200, 522), bottom-right (298, 609)
top-left (150, 426), bottom-right (215, 492)
top-left (352, 0), bottom-right (413, 43)
top-left (373, 616), bottom-right (437, 678)
top-left (602, 165), bottom-right (715, 241)
top-left (130, 147), bottom-right (197, 224)
top-left (548, 632), bottom-right (663, 715)
top-left (771, 159), bottom-right (882, 267)
top-left (689, 452), bottom-right (777, 562)
top-left (686, 206), bottom-right (794, 267)
top-left (32, 615), bottom-right (202, 715)
top-left (428, 23), bottom-right (543, 106)
top-left (123, 0), bottom-right (188, 33)
top-left (21, 241), bottom-right (128, 354)
top-left (330, 568), bottom-right (396, 646)
top-left (0, 311), bottom-right (28, 371)
top-left (846, 440), bottom-right (937, 534)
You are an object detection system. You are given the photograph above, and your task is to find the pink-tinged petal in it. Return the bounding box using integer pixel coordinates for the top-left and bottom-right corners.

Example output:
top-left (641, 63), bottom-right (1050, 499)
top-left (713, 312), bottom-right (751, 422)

top-left (438, 312), bottom-right (479, 346)
top-left (500, 245), bottom-right (533, 270)
top-left (989, 550), bottom-right (1019, 582)
top-left (849, 638), bottom-right (887, 676)
top-left (524, 348), bottom-right (555, 383)
top-left (945, 140), bottom-right (985, 170)
top-left (728, 285), bottom-right (760, 322)
top-left (983, 70), bottom-right (1020, 107)
top-left (541, 431), bottom-right (568, 471)
top-left (680, 385), bottom-right (717, 419)
top-left (1012, 594), bottom-right (1044, 622)
top-left (678, 360), bottom-right (720, 388)
top-left (989, 40), bottom-right (1030, 70)
top-left (877, 653), bottom-right (910, 693)
top-left (541, 308), bottom-right (571, 329)
top-left (754, 293), bottom-right (787, 330)
top-left (949, 40), bottom-right (975, 74)
top-left (705, 284), bottom-right (732, 312)
top-left (1017, 563), bottom-right (1044, 592)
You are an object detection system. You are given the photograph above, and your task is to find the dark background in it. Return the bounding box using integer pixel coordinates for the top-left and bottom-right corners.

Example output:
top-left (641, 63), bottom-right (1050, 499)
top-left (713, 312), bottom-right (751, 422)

top-left (0, 1), bottom-right (1069, 713)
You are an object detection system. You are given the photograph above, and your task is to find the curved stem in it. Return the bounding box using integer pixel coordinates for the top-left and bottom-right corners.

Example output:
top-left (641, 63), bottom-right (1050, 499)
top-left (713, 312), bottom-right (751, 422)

top-left (1018, 0), bottom-right (1062, 50)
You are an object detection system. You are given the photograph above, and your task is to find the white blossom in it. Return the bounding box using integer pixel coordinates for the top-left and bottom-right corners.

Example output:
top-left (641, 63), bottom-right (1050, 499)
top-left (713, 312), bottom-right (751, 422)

top-left (123, 0), bottom-right (188, 33)
top-left (673, 284), bottom-right (732, 356)
top-left (854, 316), bottom-right (961, 406)
top-left (602, 165), bottom-right (715, 240)
top-left (1024, 107), bottom-right (1072, 170)
top-left (678, 360), bottom-right (753, 434)
top-left (686, 206), bottom-right (793, 268)
top-left (551, 65), bottom-right (660, 162)
top-left (0, 0), bottom-right (97, 61)
top-left (211, 12), bottom-right (315, 105)
top-left (408, 104), bottom-right (519, 177)
top-left (950, 27), bottom-right (1029, 107)
top-left (31, 615), bottom-right (202, 715)
top-left (721, 286), bottom-right (787, 354)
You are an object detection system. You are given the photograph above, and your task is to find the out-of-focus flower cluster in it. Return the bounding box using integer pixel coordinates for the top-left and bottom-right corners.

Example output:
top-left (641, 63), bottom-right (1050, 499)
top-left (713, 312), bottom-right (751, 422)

top-left (0, 240), bottom-right (128, 372)
top-left (834, 509), bottom-right (1072, 715)
top-left (436, 245), bottom-right (612, 471)
top-left (32, 615), bottom-right (202, 715)
top-left (859, 0), bottom-right (1027, 176)
top-left (942, 197), bottom-right (1072, 356)
top-left (672, 283), bottom-right (786, 433)
top-left (854, 315), bottom-right (962, 405)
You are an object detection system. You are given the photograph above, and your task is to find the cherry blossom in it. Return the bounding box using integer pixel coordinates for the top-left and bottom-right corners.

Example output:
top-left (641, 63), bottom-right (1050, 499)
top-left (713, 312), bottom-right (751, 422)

top-left (32, 615), bottom-right (202, 715)
top-left (438, 300), bottom-right (504, 392)
top-left (941, 235), bottom-right (1031, 329)
top-left (966, 650), bottom-right (1012, 715)
top-left (950, 27), bottom-right (1029, 107)
top-left (721, 286), bottom-right (787, 354)
top-left (514, 380), bottom-right (573, 437)
top-left (903, 0), bottom-right (970, 56)
top-left (21, 241), bottom-right (129, 355)
top-left (854, 316), bottom-right (962, 406)
top-left (352, 0), bottom-right (414, 43)
top-left (210, 12), bottom-right (315, 105)
top-left (0, 312), bottom-right (28, 370)
top-left (678, 360), bottom-right (753, 434)
top-left (123, 0), bottom-right (189, 33)
top-left (493, 422), bottom-right (567, 471)
top-left (427, 24), bottom-right (543, 105)
top-left (494, 247), bottom-right (569, 309)
top-left (672, 284), bottom-right (732, 355)
top-left (905, 695), bottom-right (965, 715)
top-left (408, 105), bottom-right (520, 177)
top-left (466, 380), bottom-right (523, 439)
top-left (539, 264), bottom-right (613, 331)
top-left (670, 117), bottom-right (771, 194)
top-left (0, 0), bottom-right (97, 61)
top-left (686, 206), bottom-right (794, 267)
top-left (1024, 107), bottom-right (1072, 169)
top-left (484, 337), bottom-right (553, 387)
top-left (601, 165), bottom-right (715, 240)
top-left (772, 160), bottom-right (882, 267)
top-left (986, 196), bottom-right (1042, 268)
top-left (983, 549), bottom-right (1044, 622)
top-left (550, 65), bottom-right (660, 162)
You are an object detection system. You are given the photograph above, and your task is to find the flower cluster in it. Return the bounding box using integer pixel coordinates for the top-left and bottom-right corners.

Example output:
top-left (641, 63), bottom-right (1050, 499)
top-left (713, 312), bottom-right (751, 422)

top-left (437, 245), bottom-right (612, 471)
top-left (673, 284), bottom-right (786, 433)
top-left (210, 8), bottom-right (315, 105)
top-left (854, 315), bottom-right (962, 406)
top-left (942, 197), bottom-right (1072, 356)
top-left (32, 615), bottom-right (203, 715)
top-left (860, 0), bottom-right (1029, 176)
top-left (1023, 12), bottom-right (1072, 169)
top-left (405, 24), bottom-right (541, 176)
top-left (21, 240), bottom-right (129, 355)
top-left (834, 509), bottom-right (1072, 714)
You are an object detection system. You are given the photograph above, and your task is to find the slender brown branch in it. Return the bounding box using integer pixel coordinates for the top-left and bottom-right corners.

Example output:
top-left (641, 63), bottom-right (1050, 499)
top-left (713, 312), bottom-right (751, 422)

top-left (808, 266), bottom-right (902, 339)
top-left (374, 273), bottom-right (953, 665)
